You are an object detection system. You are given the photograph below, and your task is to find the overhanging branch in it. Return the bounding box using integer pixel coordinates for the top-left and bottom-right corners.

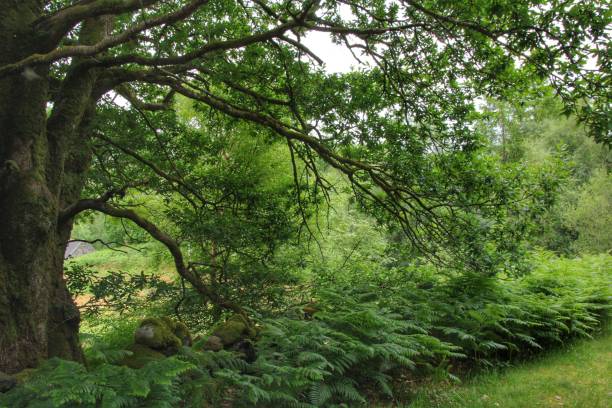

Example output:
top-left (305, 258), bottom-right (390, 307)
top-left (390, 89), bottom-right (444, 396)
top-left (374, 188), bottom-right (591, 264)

top-left (61, 198), bottom-right (244, 315)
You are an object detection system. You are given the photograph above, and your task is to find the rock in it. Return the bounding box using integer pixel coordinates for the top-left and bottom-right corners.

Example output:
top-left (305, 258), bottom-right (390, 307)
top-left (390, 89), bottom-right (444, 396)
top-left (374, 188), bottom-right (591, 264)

top-left (210, 314), bottom-right (257, 346)
top-left (12, 368), bottom-right (36, 385)
top-left (203, 314), bottom-right (258, 362)
top-left (231, 339), bottom-right (257, 363)
top-left (119, 344), bottom-right (165, 369)
top-left (202, 335), bottom-right (224, 352)
top-left (134, 318), bottom-right (186, 355)
top-left (161, 317), bottom-right (192, 346)
top-left (0, 371), bottom-right (16, 393)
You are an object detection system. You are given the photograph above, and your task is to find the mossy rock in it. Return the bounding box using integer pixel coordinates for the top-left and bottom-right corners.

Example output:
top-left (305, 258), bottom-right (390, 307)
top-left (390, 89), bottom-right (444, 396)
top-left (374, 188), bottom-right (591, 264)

top-left (213, 321), bottom-right (245, 346)
top-left (210, 314), bottom-right (256, 346)
top-left (202, 335), bottom-right (223, 352)
top-left (119, 344), bottom-right (165, 369)
top-left (0, 371), bottom-right (16, 393)
top-left (134, 317), bottom-right (182, 353)
top-left (161, 317), bottom-right (192, 346)
top-left (12, 368), bottom-right (37, 385)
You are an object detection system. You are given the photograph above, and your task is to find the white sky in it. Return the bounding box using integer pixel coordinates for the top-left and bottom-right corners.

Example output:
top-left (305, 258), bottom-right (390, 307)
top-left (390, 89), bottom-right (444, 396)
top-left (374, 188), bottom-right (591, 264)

top-left (302, 31), bottom-right (363, 73)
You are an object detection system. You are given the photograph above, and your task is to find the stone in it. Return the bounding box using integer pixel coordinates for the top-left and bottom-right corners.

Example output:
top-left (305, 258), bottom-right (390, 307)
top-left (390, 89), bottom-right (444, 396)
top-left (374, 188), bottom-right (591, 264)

top-left (202, 335), bottom-right (224, 352)
top-left (161, 317), bottom-right (192, 346)
top-left (211, 314), bottom-right (256, 346)
top-left (119, 344), bottom-right (165, 369)
top-left (0, 371), bottom-right (16, 393)
top-left (134, 317), bottom-right (182, 354)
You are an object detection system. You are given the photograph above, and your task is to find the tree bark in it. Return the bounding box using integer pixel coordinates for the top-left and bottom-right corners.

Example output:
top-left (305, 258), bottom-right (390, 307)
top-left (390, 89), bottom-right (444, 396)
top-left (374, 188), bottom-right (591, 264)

top-left (0, 2), bottom-right (101, 374)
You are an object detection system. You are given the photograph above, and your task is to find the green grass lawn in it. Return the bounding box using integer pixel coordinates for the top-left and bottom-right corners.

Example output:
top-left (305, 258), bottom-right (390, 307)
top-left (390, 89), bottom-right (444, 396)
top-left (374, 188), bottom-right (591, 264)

top-left (404, 328), bottom-right (612, 408)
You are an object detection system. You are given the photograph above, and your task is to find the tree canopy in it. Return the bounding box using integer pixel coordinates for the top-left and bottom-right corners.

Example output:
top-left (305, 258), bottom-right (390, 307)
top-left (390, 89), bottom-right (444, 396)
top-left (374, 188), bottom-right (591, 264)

top-left (0, 0), bottom-right (609, 373)
top-left (13, 0), bottom-right (610, 303)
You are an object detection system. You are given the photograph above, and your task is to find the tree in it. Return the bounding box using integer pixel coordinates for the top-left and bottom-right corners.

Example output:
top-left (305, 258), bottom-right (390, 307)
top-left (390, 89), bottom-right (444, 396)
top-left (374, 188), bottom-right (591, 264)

top-left (0, 0), bottom-right (608, 373)
top-left (478, 95), bottom-right (611, 254)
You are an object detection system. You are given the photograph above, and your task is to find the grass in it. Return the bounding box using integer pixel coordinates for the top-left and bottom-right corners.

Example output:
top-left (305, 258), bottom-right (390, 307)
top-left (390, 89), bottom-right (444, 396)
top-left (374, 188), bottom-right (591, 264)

top-left (66, 243), bottom-right (174, 277)
top-left (403, 327), bottom-right (612, 408)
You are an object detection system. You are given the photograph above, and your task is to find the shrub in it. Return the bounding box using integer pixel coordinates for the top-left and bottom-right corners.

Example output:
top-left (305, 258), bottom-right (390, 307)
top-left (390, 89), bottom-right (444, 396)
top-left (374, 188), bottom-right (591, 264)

top-left (2, 253), bottom-right (609, 407)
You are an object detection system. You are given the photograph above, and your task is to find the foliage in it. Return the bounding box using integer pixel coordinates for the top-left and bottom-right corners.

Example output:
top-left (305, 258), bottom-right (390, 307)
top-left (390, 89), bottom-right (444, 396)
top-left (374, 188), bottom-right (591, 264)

top-left (206, 253), bottom-right (610, 407)
top-left (478, 95), bottom-right (611, 255)
top-left (4, 253), bottom-right (610, 407)
top-left (0, 357), bottom-right (194, 408)
top-left (408, 327), bottom-right (612, 408)
top-left (53, 0), bottom-right (609, 295)
top-left (564, 169), bottom-right (612, 253)
top-left (65, 262), bottom-right (176, 317)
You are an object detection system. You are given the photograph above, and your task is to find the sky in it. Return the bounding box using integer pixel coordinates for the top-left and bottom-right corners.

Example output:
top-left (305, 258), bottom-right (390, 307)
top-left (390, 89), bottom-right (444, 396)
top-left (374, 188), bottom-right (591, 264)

top-left (302, 31), bottom-right (362, 74)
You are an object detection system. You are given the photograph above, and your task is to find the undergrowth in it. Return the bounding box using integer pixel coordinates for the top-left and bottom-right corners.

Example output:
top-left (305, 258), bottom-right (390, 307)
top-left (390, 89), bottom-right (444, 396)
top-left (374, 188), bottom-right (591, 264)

top-left (1, 253), bottom-right (609, 407)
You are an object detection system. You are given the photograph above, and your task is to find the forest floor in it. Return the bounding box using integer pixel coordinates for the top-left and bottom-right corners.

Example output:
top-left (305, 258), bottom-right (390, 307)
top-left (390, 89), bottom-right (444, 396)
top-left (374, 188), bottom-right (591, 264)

top-left (401, 327), bottom-right (612, 408)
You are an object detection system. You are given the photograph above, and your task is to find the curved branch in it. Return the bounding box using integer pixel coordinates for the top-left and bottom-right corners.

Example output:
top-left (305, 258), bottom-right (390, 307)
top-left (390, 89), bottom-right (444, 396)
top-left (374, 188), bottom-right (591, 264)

top-left (1, 0), bottom-right (207, 79)
top-left (89, 20), bottom-right (299, 69)
top-left (93, 132), bottom-right (213, 207)
top-left (61, 199), bottom-right (244, 315)
top-left (66, 238), bottom-right (142, 254)
top-left (35, 0), bottom-right (160, 46)
top-left (116, 84), bottom-right (175, 111)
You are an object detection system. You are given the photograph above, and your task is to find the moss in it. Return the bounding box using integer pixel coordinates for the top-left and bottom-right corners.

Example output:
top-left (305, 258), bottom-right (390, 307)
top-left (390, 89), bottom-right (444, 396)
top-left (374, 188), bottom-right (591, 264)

top-left (160, 316), bottom-right (192, 346)
top-left (173, 321), bottom-right (193, 346)
top-left (119, 344), bottom-right (165, 369)
top-left (0, 371), bottom-right (17, 392)
top-left (134, 317), bottom-right (181, 352)
top-left (212, 321), bottom-right (245, 346)
top-left (211, 314), bottom-right (256, 346)
top-left (202, 335), bottom-right (223, 352)
top-left (12, 368), bottom-right (36, 384)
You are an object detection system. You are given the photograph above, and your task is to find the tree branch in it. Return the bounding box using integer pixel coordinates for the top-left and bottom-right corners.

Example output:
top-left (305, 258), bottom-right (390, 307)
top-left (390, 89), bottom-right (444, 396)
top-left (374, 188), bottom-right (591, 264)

top-left (1, 0), bottom-right (207, 79)
top-left (116, 84), bottom-right (175, 111)
top-left (35, 0), bottom-right (161, 46)
top-left (66, 238), bottom-right (143, 254)
top-left (92, 132), bottom-right (213, 207)
top-left (61, 199), bottom-right (244, 315)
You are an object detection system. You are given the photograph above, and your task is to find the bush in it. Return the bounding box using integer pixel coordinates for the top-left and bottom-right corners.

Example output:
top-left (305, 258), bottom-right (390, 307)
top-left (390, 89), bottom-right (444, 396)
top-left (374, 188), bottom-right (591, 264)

top-left (2, 254), bottom-right (609, 407)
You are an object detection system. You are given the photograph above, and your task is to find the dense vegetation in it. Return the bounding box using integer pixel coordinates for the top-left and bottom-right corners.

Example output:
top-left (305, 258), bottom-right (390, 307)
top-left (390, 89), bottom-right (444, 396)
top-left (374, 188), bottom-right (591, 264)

top-left (409, 326), bottom-right (612, 408)
top-left (0, 0), bottom-right (609, 407)
top-left (2, 253), bottom-right (610, 407)
top-left (3, 94), bottom-right (611, 406)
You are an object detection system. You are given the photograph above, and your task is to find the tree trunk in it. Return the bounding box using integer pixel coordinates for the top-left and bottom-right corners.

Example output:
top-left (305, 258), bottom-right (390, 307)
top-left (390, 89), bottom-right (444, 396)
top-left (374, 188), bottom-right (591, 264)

top-left (0, 2), bottom-right (101, 373)
top-left (0, 68), bottom-right (84, 373)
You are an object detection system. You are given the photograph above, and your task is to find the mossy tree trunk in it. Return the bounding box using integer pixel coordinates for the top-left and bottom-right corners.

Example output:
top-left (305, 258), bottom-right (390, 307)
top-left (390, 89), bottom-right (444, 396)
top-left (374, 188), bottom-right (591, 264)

top-left (0, 2), bottom-right (104, 374)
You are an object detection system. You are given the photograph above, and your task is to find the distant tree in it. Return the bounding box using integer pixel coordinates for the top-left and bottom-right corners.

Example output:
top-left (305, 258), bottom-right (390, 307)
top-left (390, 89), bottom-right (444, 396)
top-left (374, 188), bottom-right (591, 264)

top-left (565, 169), bottom-right (611, 253)
top-left (0, 0), bottom-right (608, 372)
top-left (479, 95), bottom-right (611, 253)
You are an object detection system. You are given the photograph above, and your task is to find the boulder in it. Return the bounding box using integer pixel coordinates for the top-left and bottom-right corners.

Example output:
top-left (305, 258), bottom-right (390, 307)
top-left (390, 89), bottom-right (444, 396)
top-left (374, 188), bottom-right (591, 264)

top-left (202, 314), bottom-right (258, 362)
top-left (0, 371), bottom-right (16, 393)
top-left (119, 343), bottom-right (165, 369)
top-left (210, 314), bottom-right (256, 347)
top-left (161, 316), bottom-right (193, 346)
top-left (134, 317), bottom-right (186, 355)
top-left (202, 335), bottom-right (224, 352)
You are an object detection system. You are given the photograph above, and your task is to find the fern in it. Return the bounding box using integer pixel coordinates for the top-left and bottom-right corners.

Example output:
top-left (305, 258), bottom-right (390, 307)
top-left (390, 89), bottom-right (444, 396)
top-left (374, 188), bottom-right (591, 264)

top-left (0, 357), bottom-right (194, 408)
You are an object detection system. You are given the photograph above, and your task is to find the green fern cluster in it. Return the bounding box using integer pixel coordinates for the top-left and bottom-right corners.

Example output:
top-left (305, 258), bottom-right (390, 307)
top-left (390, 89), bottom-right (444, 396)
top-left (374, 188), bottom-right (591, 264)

top-left (410, 253), bottom-right (611, 366)
top-left (0, 357), bottom-right (193, 408)
top-left (210, 288), bottom-right (462, 407)
top-left (1, 253), bottom-right (608, 407)
top-left (212, 253), bottom-right (610, 406)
